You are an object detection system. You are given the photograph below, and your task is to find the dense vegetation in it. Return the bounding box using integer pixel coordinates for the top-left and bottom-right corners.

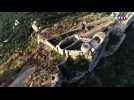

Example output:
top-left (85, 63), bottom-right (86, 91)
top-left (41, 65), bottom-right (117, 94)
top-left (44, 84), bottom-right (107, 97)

top-left (62, 56), bottom-right (89, 73)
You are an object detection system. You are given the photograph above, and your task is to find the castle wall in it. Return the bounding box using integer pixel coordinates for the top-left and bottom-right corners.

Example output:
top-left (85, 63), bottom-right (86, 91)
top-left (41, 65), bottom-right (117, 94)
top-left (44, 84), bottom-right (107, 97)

top-left (66, 50), bottom-right (83, 57)
top-left (37, 34), bottom-right (57, 51)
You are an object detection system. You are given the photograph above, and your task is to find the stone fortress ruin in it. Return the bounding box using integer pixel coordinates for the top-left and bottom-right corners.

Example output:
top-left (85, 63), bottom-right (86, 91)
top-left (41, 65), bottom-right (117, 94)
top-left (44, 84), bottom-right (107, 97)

top-left (9, 12), bottom-right (134, 87)
top-left (33, 12), bottom-right (134, 84)
top-left (37, 12), bottom-right (134, 69)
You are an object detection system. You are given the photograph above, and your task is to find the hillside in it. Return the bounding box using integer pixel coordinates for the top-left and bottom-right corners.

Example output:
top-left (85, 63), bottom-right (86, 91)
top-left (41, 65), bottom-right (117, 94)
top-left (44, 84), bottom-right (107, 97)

top-left (0, 12), bottom-right (134, 87)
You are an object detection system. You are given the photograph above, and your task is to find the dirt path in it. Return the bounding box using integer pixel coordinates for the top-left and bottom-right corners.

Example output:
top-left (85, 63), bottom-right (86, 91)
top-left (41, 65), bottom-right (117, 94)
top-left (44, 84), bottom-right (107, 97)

top-left (9, 67), bottom-right (35, 87)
